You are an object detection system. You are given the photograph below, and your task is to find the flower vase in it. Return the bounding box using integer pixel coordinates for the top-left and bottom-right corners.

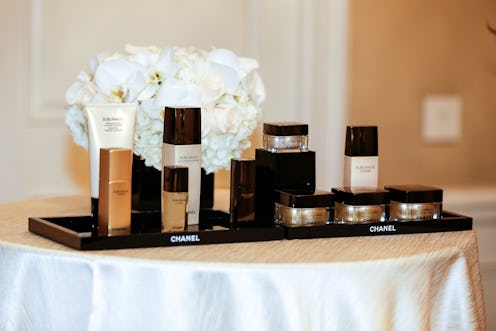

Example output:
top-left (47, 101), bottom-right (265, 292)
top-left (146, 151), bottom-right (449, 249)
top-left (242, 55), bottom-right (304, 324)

top-left (131, 155), bottom-right (215, 212)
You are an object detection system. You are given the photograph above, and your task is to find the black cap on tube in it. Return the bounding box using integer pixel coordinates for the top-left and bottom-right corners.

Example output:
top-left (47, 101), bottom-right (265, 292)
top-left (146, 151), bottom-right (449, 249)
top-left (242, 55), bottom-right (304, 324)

top-left (163, 166), bottom-right (188, 193)
top-left (345, 126), bottom-right (378, 156)
top-left (163, 107), bottom-right (201, 145)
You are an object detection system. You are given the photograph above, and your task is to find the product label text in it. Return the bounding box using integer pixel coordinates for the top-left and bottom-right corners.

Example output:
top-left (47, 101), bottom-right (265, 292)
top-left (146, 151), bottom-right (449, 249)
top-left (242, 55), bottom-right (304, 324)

top-left (369, 225), bottom-right (397, 233)
top-left (170, 234), bottom-right (201, 243)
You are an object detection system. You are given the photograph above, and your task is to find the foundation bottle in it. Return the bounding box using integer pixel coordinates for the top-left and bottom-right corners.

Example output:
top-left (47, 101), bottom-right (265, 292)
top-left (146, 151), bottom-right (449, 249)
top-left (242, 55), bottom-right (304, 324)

top-left (98, 148), bottom-right (132, 236)
top-left (162, 107), bottom-right (201, 226)
top-left (162, 166), bottom-right (189, 232)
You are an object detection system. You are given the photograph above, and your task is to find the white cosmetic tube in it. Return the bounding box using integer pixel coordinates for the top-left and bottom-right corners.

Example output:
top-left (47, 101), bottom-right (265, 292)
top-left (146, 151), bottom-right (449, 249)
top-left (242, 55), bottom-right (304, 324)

top-left (86, 103), bottom-right (136, 215)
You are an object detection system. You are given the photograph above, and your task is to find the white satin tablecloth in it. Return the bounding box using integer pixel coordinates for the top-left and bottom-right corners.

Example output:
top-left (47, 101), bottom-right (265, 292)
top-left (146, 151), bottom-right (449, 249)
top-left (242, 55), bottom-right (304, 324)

top-left (0, 196), bottom-right (486, 331)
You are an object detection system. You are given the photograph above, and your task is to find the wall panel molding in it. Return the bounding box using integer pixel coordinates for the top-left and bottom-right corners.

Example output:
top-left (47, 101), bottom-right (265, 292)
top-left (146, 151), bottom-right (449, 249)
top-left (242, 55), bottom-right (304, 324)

top-left (28, 0), bottom-right (64, 123)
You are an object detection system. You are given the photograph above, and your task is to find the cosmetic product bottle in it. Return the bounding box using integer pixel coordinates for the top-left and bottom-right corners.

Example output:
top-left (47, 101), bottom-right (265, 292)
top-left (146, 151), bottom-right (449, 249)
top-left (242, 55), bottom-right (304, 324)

top-left (385, 184), bottom-right (443, 222)
top-left (162, 166), bottom-right (189, 232)
top-left (343, 126), bottom-right (378, 188)
top-left (98, 148), bottom-right (132, 236)
top-left (263, 122), bottom-right (309, 152)
top-left (255, 122), bottom-right (316, 225)
top-left (86, 103), bottom-right (136, 216)
top-left (162, 107), bottom-right (201, 226)
top-left (274, 190), bottom-right (333, 227)
top-left (230, 158), bottom-right (256, 227)
top-left (332, 187), bottom-right (389, 224)
top-left (200, 168), bottom-right (214, 209)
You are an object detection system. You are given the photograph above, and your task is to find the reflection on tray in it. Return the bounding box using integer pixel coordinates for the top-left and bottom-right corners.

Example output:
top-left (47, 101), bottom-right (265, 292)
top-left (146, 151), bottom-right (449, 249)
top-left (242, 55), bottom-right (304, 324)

top-left (28, 208), bottom-right (286, 250)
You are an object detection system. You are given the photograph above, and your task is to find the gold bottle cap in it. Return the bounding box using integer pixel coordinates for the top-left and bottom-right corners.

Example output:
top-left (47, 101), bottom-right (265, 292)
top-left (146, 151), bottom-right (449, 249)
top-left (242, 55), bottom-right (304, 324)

top-left (99, 148), bottom-right (132, 182)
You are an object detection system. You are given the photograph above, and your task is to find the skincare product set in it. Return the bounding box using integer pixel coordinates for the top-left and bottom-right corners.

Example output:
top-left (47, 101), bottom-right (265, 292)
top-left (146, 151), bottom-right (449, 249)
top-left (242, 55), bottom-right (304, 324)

top-left (272, 126), bottom-right (445, 226)
top-left (254, 123), bottom-right (469, 240)
top-left (28, 111), bottom-right (472, 250)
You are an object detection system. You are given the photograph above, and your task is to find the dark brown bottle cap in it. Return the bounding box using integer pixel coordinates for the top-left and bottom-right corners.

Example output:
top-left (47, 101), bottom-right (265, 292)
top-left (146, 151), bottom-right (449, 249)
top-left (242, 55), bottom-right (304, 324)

top-left (163, 107), bottom-right (201, 145)
top-left (163, 166), bottom-right (188, 192)
top-left (231, 158), bottom-right (255, 189)
top-left (263, 122), bottom-right (308, 136)
top-left (345, 126), bottom-right (378, 156)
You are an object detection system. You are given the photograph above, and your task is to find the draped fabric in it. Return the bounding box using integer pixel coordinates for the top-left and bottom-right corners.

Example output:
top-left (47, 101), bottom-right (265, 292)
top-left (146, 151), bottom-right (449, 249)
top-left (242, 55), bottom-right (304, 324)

top-left (0, 196), bottom-right (486, 331)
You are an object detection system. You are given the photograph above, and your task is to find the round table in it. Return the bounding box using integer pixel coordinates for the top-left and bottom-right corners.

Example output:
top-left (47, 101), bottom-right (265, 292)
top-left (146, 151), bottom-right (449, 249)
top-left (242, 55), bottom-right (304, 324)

top-left (0, 196), bottom-right (486, 331)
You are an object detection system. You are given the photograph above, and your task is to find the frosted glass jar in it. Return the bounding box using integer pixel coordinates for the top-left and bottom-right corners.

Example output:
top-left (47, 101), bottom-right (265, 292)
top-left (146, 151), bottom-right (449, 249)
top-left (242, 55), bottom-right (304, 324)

top-left (274, 190), bottom-right (333, 227)
top-left (263, 122), bottom-right (308, 152)
top-left (385, 184), bottom-right (442, 222)
top-left (332, 187), bottom-right (390, 224)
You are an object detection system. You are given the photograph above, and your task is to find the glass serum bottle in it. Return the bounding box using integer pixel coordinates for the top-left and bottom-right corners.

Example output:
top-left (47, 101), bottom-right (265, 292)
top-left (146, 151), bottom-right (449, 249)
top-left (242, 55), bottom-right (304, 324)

top-left (162, 166), bottom-right (189, 232)
top-left (162, 107), bottom-right (201, 226)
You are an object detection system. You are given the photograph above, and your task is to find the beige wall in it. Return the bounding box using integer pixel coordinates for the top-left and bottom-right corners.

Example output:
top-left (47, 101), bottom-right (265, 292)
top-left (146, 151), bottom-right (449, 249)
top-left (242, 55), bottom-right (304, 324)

top-left (2, 0), bottom-right (495, 195)
top-left (0, 0), bottom-right (347, 202)
top-left (348, 0), bottom-right (496, 188)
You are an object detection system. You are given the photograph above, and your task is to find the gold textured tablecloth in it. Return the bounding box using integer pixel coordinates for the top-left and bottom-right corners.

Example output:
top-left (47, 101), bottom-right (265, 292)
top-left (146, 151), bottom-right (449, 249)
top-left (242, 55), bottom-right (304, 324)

top-left (0, 196), bottom-right (487, 330)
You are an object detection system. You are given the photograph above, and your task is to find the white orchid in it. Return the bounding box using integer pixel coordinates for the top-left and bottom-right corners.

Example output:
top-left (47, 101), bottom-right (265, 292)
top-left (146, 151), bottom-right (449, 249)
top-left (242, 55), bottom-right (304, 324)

top-left (93, 58), bottom-right (148, 102)
top-left (65, 45), bottom-right (265, 173)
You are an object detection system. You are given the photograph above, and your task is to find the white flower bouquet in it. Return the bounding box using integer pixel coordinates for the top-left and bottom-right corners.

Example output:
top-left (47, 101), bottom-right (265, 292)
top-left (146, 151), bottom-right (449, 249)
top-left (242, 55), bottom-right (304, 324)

top-left (65, 45), bottom-right (265, 174)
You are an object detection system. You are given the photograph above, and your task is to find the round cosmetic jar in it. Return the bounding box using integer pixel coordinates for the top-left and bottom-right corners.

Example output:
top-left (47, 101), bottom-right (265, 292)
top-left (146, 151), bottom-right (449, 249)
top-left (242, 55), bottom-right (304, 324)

top-left (385, 184), bottom-right (443, 222)
top-left (332, 187), bottom-right (390, 224)
top-left (274, 190), bottom-right (333, 227)
top-left (263, 122), bottom-right (309, 152)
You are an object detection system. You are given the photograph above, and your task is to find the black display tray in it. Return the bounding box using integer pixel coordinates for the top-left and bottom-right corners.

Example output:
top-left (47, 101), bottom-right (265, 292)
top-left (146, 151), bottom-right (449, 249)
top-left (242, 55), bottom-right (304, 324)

top-left (282, 211), bottom-right (472, 239)
top-left (29, 210), bottom-right (472, 250)
top-left (28, 209), bottom-right (285, 250)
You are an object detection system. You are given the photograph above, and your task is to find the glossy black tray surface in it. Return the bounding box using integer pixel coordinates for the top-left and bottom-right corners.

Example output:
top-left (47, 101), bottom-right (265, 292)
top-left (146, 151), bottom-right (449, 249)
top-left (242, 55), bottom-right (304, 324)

top-left (282, 211), bottom-right (472, 239)
top-left (29, 211), bottom-right (472, 250)
top-left (28, 209), bottom-right (284, 250)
